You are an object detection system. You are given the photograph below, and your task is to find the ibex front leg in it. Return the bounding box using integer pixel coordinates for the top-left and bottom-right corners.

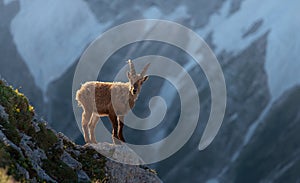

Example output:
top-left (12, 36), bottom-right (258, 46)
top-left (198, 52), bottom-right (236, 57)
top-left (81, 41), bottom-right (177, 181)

top-left (109, 113), bottom-right (119, 144)
top-left (117, 116), bottom-right (125, 142)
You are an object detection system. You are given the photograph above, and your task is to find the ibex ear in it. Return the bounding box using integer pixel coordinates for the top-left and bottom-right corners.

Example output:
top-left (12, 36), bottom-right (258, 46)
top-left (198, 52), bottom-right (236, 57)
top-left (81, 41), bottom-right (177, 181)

top-left (143, 76), bottom-right (149, 82)
top-left (127, 71), bottom-right (131, 79)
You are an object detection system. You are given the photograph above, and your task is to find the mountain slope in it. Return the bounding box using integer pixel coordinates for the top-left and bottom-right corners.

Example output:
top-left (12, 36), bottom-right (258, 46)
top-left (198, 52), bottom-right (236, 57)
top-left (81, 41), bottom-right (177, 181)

top-left (0, 80), bottom-right (161, 182)
top-left (2, 0), bottom-right (300, 182)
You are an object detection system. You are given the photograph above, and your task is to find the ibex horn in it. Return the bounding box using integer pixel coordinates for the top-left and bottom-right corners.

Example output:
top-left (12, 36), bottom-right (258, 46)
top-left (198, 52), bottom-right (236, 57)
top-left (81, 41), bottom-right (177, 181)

top-left (128, 59), bottom-right (136, 76)
top-left (141, 63), bottom-right (150, 76)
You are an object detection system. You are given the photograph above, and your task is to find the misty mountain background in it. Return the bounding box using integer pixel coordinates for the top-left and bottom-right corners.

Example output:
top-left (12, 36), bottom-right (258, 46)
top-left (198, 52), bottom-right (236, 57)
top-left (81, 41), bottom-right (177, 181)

top-left (1, 0), bottom-right (300, 182)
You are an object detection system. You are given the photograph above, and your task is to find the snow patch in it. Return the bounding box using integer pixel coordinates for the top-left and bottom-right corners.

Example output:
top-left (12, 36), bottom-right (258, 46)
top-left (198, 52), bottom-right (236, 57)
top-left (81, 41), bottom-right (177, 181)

top-left (3, 0), bottom-right (15, 5)
top-left (143, 6), bottom-right (162, 19)
top-left (143, 5), bottom-right (189, 21)
top-left (166, 6), bottom-right (189, 21)
top-left (197, 0), bottom-right (300, 101)
top-left (228, 113), bottom-right (238, 122)
top-left (206, 178), bottom-right (219, 183)
top-left (10, 0), bottom-right (111, 95)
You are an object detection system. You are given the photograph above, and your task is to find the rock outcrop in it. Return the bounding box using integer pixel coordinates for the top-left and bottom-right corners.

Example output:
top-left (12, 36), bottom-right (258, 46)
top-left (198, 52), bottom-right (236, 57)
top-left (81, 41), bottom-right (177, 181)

top-left (0, 80), bottom-right (161, 182)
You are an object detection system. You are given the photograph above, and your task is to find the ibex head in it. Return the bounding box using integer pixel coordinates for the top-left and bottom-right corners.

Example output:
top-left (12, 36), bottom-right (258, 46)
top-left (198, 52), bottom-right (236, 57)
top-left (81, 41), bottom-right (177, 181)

top-left (127, 59), bottom-right (150, 95)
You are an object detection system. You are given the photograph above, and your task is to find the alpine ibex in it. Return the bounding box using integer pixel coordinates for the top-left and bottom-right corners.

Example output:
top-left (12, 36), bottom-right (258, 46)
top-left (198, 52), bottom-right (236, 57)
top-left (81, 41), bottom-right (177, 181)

top-left (76, 60), bottom-right (150, 144)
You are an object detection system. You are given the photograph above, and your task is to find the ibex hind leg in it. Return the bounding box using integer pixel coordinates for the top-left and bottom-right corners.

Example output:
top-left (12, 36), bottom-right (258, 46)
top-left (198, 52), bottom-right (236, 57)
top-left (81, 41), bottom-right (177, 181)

top-left (82, 110), bottom-right (92, 143)
top-left (88, 113), bottom-right (100, 144)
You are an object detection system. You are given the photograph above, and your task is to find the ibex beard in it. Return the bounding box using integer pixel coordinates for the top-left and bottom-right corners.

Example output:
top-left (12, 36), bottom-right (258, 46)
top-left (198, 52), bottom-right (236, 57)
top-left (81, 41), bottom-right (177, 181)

top-left (76, 60), bottom-right (150, 144)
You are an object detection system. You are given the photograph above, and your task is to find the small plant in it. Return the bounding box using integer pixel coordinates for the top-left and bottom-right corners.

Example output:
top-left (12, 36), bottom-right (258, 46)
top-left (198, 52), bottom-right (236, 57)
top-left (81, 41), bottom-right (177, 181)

top-left (0, 168), bottom-right (16, 183)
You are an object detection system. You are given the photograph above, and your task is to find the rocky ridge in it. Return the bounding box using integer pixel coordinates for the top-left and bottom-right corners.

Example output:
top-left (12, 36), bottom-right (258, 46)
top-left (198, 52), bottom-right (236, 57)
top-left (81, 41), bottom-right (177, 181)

top-left (0, 80), bottom-right (161, 183)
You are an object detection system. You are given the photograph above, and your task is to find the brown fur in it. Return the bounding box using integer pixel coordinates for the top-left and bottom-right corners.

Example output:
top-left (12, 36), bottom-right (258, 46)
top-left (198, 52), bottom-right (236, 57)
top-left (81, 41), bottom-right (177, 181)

top-left (76, 61), bottom-right (149, 144)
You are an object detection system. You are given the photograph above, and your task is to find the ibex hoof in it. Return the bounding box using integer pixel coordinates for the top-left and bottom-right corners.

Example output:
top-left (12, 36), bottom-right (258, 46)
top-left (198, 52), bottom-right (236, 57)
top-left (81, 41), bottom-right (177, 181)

top-left (113, 138), bottom-right (123, 145)
top-left (91, 140), bottom-right (97, 144)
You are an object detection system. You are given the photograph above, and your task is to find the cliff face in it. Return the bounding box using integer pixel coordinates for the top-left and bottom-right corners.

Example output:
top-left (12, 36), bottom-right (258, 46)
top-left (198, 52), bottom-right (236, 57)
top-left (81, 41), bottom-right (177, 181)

top-left (0, 80), bottom-right (161, 182)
